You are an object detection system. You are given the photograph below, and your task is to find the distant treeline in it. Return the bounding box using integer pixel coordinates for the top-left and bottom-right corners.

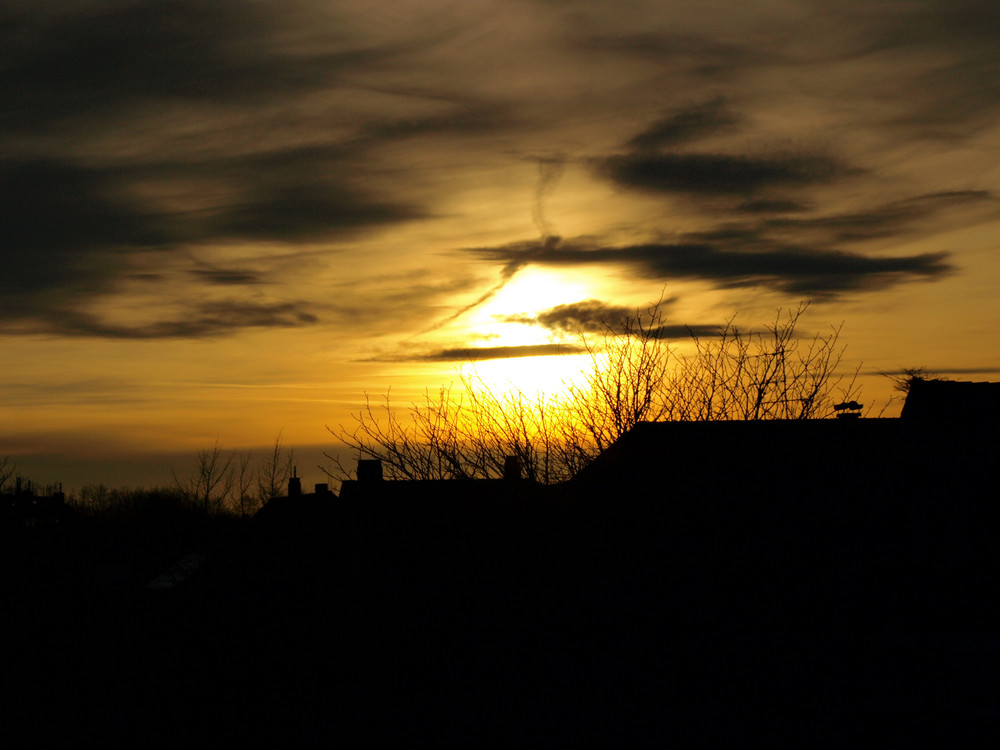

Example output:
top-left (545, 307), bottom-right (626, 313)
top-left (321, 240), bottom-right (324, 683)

top-left (1, 431), bottom-right (296, 518)
top-left (2, 440), bottom-right (293, 589)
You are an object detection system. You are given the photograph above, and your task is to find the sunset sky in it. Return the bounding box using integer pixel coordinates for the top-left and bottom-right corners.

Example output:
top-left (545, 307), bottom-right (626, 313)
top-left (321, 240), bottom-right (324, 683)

top-left (3, 0), bottom-right (1000, 488)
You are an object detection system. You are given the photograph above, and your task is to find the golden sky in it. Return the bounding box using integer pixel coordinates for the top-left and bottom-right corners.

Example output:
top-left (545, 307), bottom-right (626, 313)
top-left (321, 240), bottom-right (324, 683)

top-left (3, 1), bottom-right (1000, 487)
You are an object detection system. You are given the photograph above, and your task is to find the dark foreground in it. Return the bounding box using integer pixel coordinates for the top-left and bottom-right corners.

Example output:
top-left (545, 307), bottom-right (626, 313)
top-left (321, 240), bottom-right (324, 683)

top-left (5, 417), bottom-right (1000, 746)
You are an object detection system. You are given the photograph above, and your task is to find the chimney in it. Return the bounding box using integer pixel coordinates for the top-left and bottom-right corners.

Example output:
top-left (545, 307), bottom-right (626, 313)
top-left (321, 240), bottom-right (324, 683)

top-left (288, 466), bottom-right (301, 497)
top-left (503, 455), bottom-right (522, 481)
top-left (357, 459), bottom-right (383, 482)
top-left (314, 483), bottom-right (330, 496)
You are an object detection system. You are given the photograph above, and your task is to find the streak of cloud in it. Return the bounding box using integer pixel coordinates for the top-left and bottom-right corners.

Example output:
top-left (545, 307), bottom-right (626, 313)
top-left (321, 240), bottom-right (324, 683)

top-left (2, 0), bottom-right (998, 347)
top-left (469, 237), bottom-right (953, 296)
top-left (499, 299), bottom-right (724, 339)
top-left (626, 99), bottom-right (741, 151)
top-left (416, 343), bottom-right (587, 362)
top-left (424, 154), bottom-right (567, 333)
top-left (532, 156), bottom-right (566, 240)
top-left (499, 299), bottom-right (635, 332)
top-left (598, 151), bottom-right (848, 197)
top-left (32, 301), bottom-right (319, 340)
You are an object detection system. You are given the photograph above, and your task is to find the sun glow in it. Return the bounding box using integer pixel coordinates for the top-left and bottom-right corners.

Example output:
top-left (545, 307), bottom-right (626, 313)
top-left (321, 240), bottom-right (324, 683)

top-left (469, 267), bottom-right (593, 344)
top-left (458, 267), bottom-right (599, 396)
top-left (464, 352), bottom-right (593, 399)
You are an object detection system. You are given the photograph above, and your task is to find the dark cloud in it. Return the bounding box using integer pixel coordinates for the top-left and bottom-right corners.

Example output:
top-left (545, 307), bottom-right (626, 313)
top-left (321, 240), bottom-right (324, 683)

top-left (0, 1), bottom-right (399, 131)
top-left (156, 141), bottom-right (426, 242)
top-left (359, 103), bottom-right (516, 143)
top-left (665, 192), bottom-right (996, 263)
top-left (650, 324), bottom-right (722, 340)
top-left (3, 0), bottom-right (995, 346)
top-left (419, 343), bottom-right (588, 361)
top-left (753, 190), bottom-right (995, 244)
top-left (499, 299), bottom-right (723, 339)
top-left (802, 1), bottom-right (1000, 139)
top-left (0, 159), bottom-right (172, 322)
top-left (213, 181), bottom-right (422, 242)
top-left (0, 3), bottom-right (496, 338)
top-left (0, 153), bottom-right (422, 331)
top-left (0, 159), bottom-right (173, 255)
top-left (598, 152), bottom-right (847, 197)
top-left (869, 0), bottom-right (1000, 45)
top-left (499, 300), bottom-right (635, 333)
top-left (34, 300), bottom-right (318, 340)
top-left (598, 99), bottom-right (850, 210)
top-left (366, 342), bottom-right (589, 362)
top-left (468, 237), bottom-right (952, 295)
top-left (462, 188), bottom-right (981, 300)
top-left (626, 99), bottom-right (741, 150)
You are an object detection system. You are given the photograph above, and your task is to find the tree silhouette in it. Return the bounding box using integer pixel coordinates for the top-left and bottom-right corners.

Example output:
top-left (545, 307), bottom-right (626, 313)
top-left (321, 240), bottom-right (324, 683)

top-left (327, 300), bottom-right (860, 483)
top-left (0, 456), bottom-right (15, 493)
top-left (884, 366), bottom-right (941, 395)
top-left (256, 432), bottom-right (294, 503)
top-left (173, 440), bottom-right (234, 514)
top-left (663, 302), bottom-right (857, 421)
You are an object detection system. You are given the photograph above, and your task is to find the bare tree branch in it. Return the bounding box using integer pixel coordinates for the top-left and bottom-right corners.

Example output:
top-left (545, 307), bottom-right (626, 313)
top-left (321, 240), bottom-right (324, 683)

top-left (326, 298), bottom-right (860, 484)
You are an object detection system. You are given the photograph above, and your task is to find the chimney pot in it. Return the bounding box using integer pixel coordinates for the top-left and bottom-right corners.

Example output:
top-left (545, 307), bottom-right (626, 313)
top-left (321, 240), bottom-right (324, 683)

top-left (357, 459), bottom-right (383, 482)
top-left (503, 456), bottom-right (522, 481)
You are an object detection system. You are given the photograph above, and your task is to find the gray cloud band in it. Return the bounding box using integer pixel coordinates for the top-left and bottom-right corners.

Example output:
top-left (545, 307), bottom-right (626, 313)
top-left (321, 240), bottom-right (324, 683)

top-left (469, 237), bottom-right (952, 296)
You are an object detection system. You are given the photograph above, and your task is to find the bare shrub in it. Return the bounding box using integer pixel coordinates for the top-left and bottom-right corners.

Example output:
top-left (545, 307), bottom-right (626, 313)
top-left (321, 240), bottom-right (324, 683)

top-left (663, 303), bottom-right (859, 421)
top-left (0, 456), bottom-right (15, 493)
top-left (327, 299), bottom-right (860, 483)
top-left (256, 433), bottom-right (294, 504)
top-left (173, 440), bottom-right (234, 515)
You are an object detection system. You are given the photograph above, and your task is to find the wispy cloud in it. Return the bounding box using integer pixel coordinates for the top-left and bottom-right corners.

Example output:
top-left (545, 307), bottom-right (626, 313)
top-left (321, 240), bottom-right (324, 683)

top-left (576, 30), bottom-right (766, 80)
top-left (498, 299), bottom-right (722, 339)
top-left (188, 268), bottom-right (265, 286)
top-left (597, 151), bottom-right (848, 197)
top-left (370, 343), bottom-right (588, 362)
top-left (626, 99), bottom-right (742, 151)
top-left (2, 0), bottom-right (998, 346)
top-left (0, 2), bottom-right (486, 339)
top-left (424, 343), bottom-right (588, 361)
top-left (468, 236), bottom-right (953, 296)
top-left (0, 0), bottom-right (404, 130)
top-left (30, 300), bottom-right (319, 340)
top-left (0, 152), bottom-right (423, 334)
top-left (755, 191), bottom-right (995, 242)
top-left (808, 0), bottom-right (1000, 137)
top-left (498, 299), bottom-right (636, 333)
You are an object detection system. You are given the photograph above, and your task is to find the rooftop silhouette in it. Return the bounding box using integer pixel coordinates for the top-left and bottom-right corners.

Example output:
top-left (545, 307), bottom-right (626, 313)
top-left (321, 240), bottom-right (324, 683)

top-left (6, 379), bottom-right (1000, 744)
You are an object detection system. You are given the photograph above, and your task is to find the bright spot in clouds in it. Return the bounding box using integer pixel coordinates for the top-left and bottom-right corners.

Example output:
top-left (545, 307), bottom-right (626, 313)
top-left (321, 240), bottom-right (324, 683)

top-left (461, 268), bottom-right (599, 395)
top-left (466, 353), bottom-right (593, 401)
top-left (473, 268), bottom-right (593, 346)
